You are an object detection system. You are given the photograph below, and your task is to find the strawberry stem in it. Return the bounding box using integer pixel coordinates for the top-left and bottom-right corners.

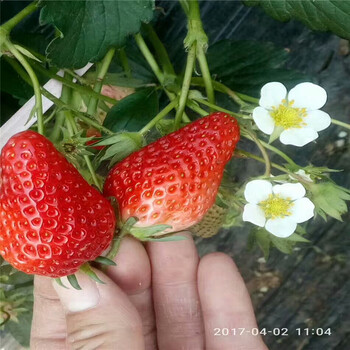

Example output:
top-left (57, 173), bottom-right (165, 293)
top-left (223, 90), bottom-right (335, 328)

top-left (331, 118), bottom-right (350, 130)
top-left (140, 99), bottom-right (178, 135)
top-left (0, 2), bottom-right (38, 33)
top-left (118, 48), bottom-right (132, 78)
top-left (3, 39), bottom-right (44, 135)
top-left (65, 113), bottom-right (102, 190)
top-left (142, 23), bottom-right (176, 77)
top-left (87, 48), bottom-right (116, 116)
top-left (191, 77), bottom-right (247, 107)
top-left (27, 59), bottom-right (118, 105)
top-left (174, 43), bottom-right (197, 128)
top-left (182, 0), bottom-right (215, 107)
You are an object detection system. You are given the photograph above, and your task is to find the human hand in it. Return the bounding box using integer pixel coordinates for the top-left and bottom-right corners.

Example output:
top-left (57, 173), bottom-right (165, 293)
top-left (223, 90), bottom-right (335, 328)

top-left (31, 233), bottom-right (268, 350)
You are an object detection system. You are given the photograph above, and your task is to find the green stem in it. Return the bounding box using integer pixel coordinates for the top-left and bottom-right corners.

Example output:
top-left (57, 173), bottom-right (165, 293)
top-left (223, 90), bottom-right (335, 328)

top-left (87, 48), bottom-right (116, 115)
top-left (178, 0), bottom-right (190, 15)
top-left (4, 40), bottom-right (44, 134)
top-left (196, 45), bottom-right (215, 107)
top-left (191, 77), bottom-right (247, 107)
top-left (65, 114), bottom-right (102, 190)
top-left (140, 99), bottom-right (178, 135)
top-left (244, 129), bottom-right (271, 176)
top-left (175, 43), bottom-right (197, 128)
top-left (236, 149), bottom-right (288, 174)
top-left (50, 73), bottom-right (72, 142)
top-left (192, 97), bottom-right (246, 118)
top-left (40, 88), bottom-right (113, 135)
top-left (259, 140), bottom-right (298, 167)
top-left (105, 231), bottom-right (127, 261)
top-left (118, 48), bottom-right (132, 78)
top-left (236, 92), bottom-right (259, 104)
top-left (331, 118), bottom-right (350, 130)
top-left (28, 60), bottom-right (118, 105)
top-left (1, 2), bottom-right (38, 33)
top-left (134, 33), bottom-right (165, 84)
top-left (186, 100), bottom-right (208, 116)
top-left (142, 23), bottom-right (176, 76)
top-left (183, 0), bottom-right (214, 107)
top-left (134, 33), bottom-right (178, 102)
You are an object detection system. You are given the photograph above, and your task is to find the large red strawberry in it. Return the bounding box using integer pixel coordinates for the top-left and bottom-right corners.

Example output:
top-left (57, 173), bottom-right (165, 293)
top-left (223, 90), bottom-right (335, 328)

top-left (0, 131), bottom-right (116, 277)
top-left (103, 112), bottom-right (240, 234)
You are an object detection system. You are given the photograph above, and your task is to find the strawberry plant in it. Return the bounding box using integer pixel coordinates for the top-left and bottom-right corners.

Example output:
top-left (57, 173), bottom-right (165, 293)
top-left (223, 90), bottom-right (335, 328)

top-left (1, 0), bottom-right (350, 347)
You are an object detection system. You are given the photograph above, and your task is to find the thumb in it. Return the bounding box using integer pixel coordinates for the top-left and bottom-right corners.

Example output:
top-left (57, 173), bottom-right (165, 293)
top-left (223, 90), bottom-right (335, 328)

top-left (53, 270), bottom-right (144, 350)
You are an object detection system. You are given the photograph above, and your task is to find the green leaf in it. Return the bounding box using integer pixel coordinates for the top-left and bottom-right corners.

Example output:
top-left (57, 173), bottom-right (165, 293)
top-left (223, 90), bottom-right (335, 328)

top-left (130, 224), bottom-right (173, 239)
top-left (94, 256), bottom-right (117, 266)
top-left (255, 229), bottom-right (271, 260)
top-left (5, 301), bottom-right (33, 347)
top-left (156, 119), bottom-right (176, 136)
top-left (270, 235), bottom-right (295, 255)
top-left (308, 182), bottom-right (350, 221)
top-left (99, 132), bottom-right (144, 165)
top-left (244, 0), bottom-right (350, 40)
top-left (103, 88), bottom-right (159, 132)
top-left (286, 233), bottom-right (310, 243)
top-left (207, 40), bottom-right (308, 96)
top-left (40, 0), bottom-right (155, 68)
top-left (67, 274), bottom-right (82, 290)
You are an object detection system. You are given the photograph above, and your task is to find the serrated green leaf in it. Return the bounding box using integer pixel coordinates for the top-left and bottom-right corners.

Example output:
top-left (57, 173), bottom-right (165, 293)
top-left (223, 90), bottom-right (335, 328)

top-left (5, 301), bottom-right (33, 347)
top-left (40, 0), bottom-right (155, 68)
top-left (244, 0), bottom-right (350, 40)
top-left (100, 133), bottom-right (143, 165)
top-left (309, 182), bottom-right (350, 221)
top-left (206, 40), bottom-right (308, 96)
top-left (103, 88), bottom-right (159, 132)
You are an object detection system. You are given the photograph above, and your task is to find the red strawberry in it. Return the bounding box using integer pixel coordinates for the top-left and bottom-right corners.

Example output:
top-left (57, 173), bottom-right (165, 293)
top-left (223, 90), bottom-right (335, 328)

top-left (86, 128), bottom-right (105, 151)
top-left (0, 131), bottom-right (116, 277)
top-left (103, 112), bottom-right (240, 234)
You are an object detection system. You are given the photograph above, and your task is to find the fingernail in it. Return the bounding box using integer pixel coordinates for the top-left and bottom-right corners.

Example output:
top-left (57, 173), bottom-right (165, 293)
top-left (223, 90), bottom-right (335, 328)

top-left (53, 272), bottom-right (100, 313)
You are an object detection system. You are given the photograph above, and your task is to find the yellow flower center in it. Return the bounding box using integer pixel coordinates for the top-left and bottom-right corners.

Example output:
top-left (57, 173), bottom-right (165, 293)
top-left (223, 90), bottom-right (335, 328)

top-left (270, 100), bottom-right (307, 129)
top-left (259, 194), bottom-right (294, 220)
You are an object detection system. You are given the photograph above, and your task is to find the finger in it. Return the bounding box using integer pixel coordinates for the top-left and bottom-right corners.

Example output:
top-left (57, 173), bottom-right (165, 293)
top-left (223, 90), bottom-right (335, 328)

top-left (147, 232), bottom-right (204, 350)
top-left (106, 236), bottom-right (156, 350)
top-left (31, 276), bottom-right (67, 349)
top-left (53, 270), bottom-right (144, 350)
top-left (198, 253), bottom-right (268, 350)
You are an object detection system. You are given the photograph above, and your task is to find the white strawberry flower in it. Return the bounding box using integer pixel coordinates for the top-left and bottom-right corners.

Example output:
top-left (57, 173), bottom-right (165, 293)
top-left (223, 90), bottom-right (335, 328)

top-left (242, 180), bottom-right (315, 238)
top-left (253, 82), bottom-right (331, 147)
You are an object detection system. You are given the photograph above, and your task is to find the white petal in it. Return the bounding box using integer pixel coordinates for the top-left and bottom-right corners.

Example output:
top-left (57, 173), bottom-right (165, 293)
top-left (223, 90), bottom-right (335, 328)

top-left (304, 110), bottom-right (331, 132)
top-left (265, 218), bottom-right (297, 238)
top-left (288, 82), bottom-right (327, 110)
top-left (289, 198), bottom-right (315, 223)
top-left (273, 183), bottom-right (306, 200)
top-left (280, 127), bottom-right (318, 147)
top-left (244, 180), bottom-right (273, 204)
top-left (259, 82), bottom-right (287, 109)
top-left (253, 107), bottom-right (275, 135)
top-left (243, 204), bottom-right (266, 227)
